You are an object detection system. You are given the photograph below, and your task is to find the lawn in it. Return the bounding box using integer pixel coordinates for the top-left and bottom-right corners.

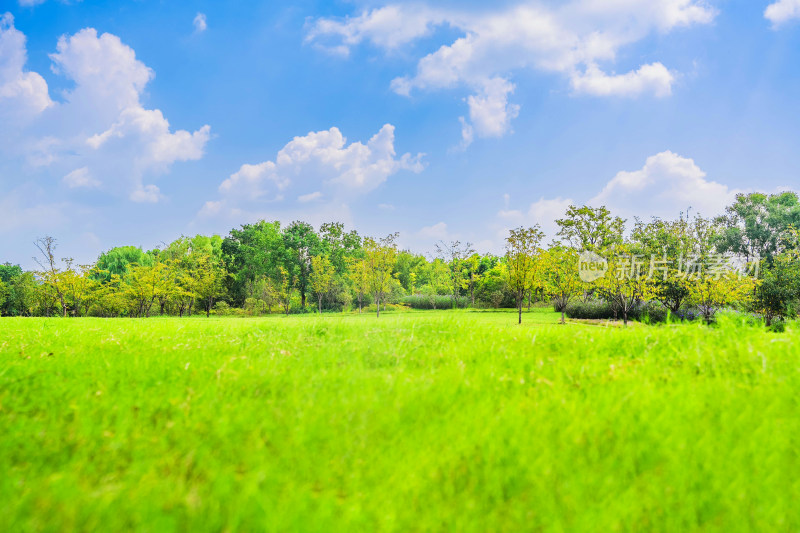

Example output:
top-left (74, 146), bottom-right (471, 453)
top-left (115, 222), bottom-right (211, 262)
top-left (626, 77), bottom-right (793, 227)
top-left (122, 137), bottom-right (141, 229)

top-left (1, 310), bottom-right (799, 531)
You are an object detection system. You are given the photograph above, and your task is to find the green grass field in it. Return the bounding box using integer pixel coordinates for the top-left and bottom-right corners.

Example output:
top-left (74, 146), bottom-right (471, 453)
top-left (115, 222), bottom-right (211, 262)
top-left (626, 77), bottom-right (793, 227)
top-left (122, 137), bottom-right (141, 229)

top-left (2, 310), bottom-right (799, 531)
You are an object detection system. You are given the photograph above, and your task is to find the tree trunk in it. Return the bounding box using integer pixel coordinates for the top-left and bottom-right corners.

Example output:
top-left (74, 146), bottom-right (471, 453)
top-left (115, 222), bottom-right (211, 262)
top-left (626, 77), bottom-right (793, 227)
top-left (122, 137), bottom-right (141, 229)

top-left (561, 310), bottom-right (565, 324)
top-left (518, 299), bottom-right (523, 325)
top-left (376, 295), bottom-right (380, 318)
top-left (623, 309), bottom-right (628, 326)
top-left (318, 295), bottom-right (322, 314)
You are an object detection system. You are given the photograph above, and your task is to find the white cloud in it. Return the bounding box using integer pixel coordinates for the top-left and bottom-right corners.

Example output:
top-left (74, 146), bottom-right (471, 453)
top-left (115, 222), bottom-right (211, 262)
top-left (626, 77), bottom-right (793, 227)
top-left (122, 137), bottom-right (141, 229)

top-left (87, 107), bottom-right (211, 169)
top-left (130, 184), bottom-right (162, 203)
top-left (494, 151), bottom-right (740, 250)
top-left (50, 28), bottom-right (153, 118)
top-left (0, 19), bottom-right (211, 205)
top-left (464, 77), bottom-right (520, 144)
top-left (417, 221), bottom-right (449, 240)
top-left (216, 124), bottom-right (422, 202)
top-left (309, 1), bottom-right (716, 143)
top-left (765, 0), bottom-right (800, 27)
top-left (193, 13), bottom-right (207, 33)
top-left (298, 191), bottom-right (323, 203)
top-left (589, 150), bottom-right (738, 220)
top-left (18, 0), bottom-right (47, 7)
top-left (204, 124), bottom-right (423, 219)
top-left (0, 13), bottom-right (53, 118)
top-left (570, 62), bottom-right (675, 98)
top-left (305, 5), bottom-right (445, 53)
top-left (63, 166), bottom-right (100, 188)
top-left (497, 196), bottom-right (574, 241)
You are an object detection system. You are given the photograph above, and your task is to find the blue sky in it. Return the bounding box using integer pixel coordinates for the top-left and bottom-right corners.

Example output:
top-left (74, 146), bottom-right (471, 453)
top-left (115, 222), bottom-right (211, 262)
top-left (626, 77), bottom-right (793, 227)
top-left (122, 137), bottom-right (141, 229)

top-left (2, 0), bottom-right (800, 269)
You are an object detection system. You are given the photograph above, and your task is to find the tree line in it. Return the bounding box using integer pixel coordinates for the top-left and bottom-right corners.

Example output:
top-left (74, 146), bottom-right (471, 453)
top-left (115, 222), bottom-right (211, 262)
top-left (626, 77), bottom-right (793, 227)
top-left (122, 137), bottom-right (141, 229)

top-left (1, 192), bottom-right (799, 325)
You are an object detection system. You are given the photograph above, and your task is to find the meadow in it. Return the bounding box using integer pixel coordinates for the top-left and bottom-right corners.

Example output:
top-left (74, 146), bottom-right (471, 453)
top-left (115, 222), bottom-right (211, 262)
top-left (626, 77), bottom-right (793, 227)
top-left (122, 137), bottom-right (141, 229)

top-left (1, 310), bottom-right (799, 532)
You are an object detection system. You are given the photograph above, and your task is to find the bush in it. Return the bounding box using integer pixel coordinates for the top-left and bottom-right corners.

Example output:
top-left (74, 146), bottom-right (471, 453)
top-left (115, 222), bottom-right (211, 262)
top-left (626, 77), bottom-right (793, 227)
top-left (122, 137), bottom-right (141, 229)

top-left (398, 294), bottom-right (470, 310)
top-left (566, 300), bottom-right (696, 324)
top-left (636, 301), bottom-right (669, 324)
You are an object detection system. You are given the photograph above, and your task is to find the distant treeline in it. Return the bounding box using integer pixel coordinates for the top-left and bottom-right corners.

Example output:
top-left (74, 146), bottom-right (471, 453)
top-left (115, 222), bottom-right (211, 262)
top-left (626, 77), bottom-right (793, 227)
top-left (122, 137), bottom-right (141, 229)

top-left (1, 192), bottom-right (799, 325)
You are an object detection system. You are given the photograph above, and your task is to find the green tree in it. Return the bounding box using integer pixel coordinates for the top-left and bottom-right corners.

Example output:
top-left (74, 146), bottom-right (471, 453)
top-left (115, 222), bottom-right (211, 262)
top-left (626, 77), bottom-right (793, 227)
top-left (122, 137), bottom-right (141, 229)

top-left (556, 205), bottom-right (625, 252)
top-left (595, 247), bottom-right (649, 326)
top-left (715, 191), bottom-right (800, 264)
top-left (276, 266), bottom-right (294, 315)
top-left (34, 236), bottom-right (69, 317)
top-left (505, 226), bottom-right (545, 325)
top-left (310, 254), bottom-right (335, 313)
top-left (435, 240), bottom-right (475, 305)
top-left (423, 259), bottom-right (450, 309)
top-left (346, 257), bottom-right (370, 313)
top-left (752, 255), bottom-right (800, 326)
top-left (193, 254), bottom-right (226, 317)
top-left (283, 221), bottom-right (321, 309)
top-left (0, 279), bottom-right (7, 316)
top-left (364, 233), bottom-right (398, 318)
top-left (95, 246), bottom-right (155, 282)
top-left (541, 247), bottom-right (581, 324)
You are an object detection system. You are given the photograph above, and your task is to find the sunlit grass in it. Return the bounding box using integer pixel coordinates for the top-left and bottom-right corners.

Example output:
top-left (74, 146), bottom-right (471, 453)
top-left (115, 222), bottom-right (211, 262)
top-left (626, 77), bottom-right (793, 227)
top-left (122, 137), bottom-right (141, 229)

top-left (1, 311), bottom-right (798, 531)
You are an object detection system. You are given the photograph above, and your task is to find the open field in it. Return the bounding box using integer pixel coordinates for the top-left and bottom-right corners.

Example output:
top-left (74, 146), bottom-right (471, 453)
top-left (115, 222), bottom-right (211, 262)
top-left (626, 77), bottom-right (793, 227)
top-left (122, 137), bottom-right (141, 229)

top-left (1, 310), bottom-right (799, 531)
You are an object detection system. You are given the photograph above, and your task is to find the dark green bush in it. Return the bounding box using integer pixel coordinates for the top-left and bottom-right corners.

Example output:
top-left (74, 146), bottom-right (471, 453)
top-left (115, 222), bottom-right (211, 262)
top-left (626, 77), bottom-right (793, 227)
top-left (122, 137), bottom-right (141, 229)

top-left (398, 294), bottom-right (470, 310)
top-left (565, 300), bottom-right (616, 320)
top-left (566, 300), bottom-right (692, 324)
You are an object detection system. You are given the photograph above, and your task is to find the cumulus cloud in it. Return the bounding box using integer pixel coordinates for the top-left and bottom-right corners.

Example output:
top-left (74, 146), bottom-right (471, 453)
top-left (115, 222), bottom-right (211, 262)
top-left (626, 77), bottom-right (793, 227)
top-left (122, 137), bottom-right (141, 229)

top-left (309, 1), bottom-right (716, 144)
top-left (0, 13), bottom-right (52, 119)
top-left (589, 151), bottom-right (738, 220)
top-left (570, 62), bottom-right (675, 98)
top-left (305, 5), bottom-right (445, 53)
top-left (765, 0), bottom-right (800, 27)
top-left (203, 124), bottom-right (424, 219)
top-left (499, 151), bottom-right (740, 245)
top-left (0, 17), bottom-right (211, 203)
top-left (193, 13), bottom-right (207, 33)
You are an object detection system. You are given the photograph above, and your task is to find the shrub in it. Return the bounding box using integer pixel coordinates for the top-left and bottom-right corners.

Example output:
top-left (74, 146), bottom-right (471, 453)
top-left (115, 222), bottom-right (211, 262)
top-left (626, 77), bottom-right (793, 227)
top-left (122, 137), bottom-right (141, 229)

top-left (398, 294), bottom-right (470, 310)
top-left (566, 300), bottom-right (695, 324)
top-left (565, 300), bottom-right (616, 320)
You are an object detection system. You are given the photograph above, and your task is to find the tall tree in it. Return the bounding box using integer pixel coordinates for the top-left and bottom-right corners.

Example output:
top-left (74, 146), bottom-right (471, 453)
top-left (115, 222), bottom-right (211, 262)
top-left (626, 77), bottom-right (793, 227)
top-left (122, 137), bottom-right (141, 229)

top-left (505, 226), bottom-right (545, 325)
top-left (346, 257), bottom-right (370, 313)
top-left (715, 191), bottom-right (800, 264)
top-left (310, 254), bottom-right (335, 313)
top-left (556, 205), bottom-right (625, 251)
top-left (595, 246), bottom-right (649, 326)
top-left (435, 240), bottom-right (475, 305)
top-left (364, 233), bottom-right (399, 318)
top-left (541, 246), bottom-right (582, 324)
top-left (193, 254), bottom-right (226, 317)
top-left (33, 236), bottom-right (68, 317)
top-left (283, 221), bottom-right (320, 309)
top-left (95, 246), bottom-right (155, 282)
